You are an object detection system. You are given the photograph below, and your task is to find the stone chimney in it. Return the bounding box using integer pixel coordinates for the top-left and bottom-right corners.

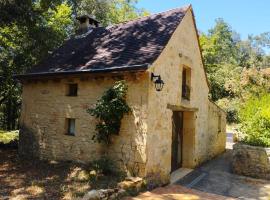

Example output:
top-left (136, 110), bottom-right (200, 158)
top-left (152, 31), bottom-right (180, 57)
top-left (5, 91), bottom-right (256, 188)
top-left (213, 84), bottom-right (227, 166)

top-left (76, 15), bottom-right (100, 34)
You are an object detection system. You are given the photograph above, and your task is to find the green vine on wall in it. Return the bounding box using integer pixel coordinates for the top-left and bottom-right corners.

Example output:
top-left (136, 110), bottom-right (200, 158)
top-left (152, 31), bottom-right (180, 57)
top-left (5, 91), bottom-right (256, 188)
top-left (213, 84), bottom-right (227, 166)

top-left (87, 81), bottom-right (131, 144)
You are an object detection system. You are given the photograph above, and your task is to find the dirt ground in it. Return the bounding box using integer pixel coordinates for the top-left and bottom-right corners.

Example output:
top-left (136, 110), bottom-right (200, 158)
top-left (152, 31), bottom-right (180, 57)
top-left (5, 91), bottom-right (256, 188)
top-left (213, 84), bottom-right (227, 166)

top-left (0, 149), bottom-right (122, 200)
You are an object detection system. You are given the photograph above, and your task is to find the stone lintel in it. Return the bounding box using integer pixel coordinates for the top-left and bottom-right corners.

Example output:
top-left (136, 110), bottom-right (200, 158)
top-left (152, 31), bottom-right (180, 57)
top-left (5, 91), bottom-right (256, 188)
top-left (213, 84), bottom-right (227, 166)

top-left (167, 104), bottom-right (198, 112)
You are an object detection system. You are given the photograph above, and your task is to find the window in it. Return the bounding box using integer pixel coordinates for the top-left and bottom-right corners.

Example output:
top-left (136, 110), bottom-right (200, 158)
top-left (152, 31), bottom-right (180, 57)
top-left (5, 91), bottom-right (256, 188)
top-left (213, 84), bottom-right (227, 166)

top-left (67, 84), bottom-right (78, 96)
top-left (66, 118), bottom-right (76, 136)
top-left (218, 114), bottom-right (222, 133)
top-left (182, 67), bottom-right (191, 100)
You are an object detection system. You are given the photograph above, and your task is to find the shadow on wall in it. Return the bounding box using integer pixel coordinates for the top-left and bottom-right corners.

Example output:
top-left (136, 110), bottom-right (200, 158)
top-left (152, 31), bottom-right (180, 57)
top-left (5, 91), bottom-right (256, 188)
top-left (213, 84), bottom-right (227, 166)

top-left (19, 125), bottom-right (40, 159)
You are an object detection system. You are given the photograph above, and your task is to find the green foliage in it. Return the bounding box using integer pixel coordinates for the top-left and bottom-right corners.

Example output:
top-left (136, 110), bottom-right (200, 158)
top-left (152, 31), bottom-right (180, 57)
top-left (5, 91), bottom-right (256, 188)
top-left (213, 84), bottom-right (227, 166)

top-left (0, 0), bottom-right (67, 26)
top-left (200, 19), bottom-right (240, 101)
top-left (200, 18), bottom-right (270, 124)
top-left (216, 98), bottom-right (240, 123)
top-left (0, 2), bottom-right (73, 130)
top-left (239, 94), bottom-right (270, 147)
top-left (76, 0), bottom-right (149, 26)
top-left (0, 130), bottom-right (19, 144)
top-left (87, 81), bottom-right (131, 144)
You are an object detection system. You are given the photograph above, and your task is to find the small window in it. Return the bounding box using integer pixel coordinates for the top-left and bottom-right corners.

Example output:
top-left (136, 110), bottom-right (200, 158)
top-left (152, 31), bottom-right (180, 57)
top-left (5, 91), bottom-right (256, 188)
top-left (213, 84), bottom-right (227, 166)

top-left (67, 84), bottom-right (78, 96)
top-left (218, 114), bottom-right (222, 133)
top-left (182, 67), bottom-right (191, 100)
top-left (66, 118), bottom-right (76, 136)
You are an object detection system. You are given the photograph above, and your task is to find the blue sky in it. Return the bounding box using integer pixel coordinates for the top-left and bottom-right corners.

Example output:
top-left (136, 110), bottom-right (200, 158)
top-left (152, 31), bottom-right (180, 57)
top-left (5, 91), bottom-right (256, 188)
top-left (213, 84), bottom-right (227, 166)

top-left (137, 0), bottom-right (270, 39)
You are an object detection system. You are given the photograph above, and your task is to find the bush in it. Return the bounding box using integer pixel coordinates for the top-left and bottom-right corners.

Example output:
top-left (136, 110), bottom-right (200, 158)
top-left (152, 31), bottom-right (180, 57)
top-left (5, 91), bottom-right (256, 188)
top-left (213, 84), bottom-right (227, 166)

top-left (226, 108), bottom-right (239, 124)
top-left (87, 81), bottom-right (131, 144)
top-left (216, 98), bottom-right (240, 124)
top-left (0, 130), bottom-right (19, 148)
top-left (239, 94), bottom-right (270, 147)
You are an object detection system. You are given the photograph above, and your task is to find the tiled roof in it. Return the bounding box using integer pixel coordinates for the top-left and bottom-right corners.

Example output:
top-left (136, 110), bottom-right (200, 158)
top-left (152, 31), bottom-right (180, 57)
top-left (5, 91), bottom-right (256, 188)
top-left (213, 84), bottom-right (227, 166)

top-left (22, 6), bottom-right (190, 77)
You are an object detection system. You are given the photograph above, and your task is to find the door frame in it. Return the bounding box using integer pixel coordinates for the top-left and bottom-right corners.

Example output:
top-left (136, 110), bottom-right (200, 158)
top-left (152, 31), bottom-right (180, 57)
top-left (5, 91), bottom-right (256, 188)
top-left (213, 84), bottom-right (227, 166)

top-left (168, 104), bottom-right (197, 169)
top-left (171, 111), bottom-right (184, 172)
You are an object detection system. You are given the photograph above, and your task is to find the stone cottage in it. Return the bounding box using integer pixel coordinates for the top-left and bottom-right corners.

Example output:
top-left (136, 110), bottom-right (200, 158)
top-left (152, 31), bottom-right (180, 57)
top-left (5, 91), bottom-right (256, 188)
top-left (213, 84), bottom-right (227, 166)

top-left (16, 5), bottom-right (226, 183)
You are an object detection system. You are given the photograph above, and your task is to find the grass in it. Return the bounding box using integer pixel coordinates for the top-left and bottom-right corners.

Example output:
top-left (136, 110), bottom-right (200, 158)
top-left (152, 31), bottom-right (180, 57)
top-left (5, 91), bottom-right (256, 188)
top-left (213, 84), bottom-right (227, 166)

top-left (0, 130), bottom-right (19, 144)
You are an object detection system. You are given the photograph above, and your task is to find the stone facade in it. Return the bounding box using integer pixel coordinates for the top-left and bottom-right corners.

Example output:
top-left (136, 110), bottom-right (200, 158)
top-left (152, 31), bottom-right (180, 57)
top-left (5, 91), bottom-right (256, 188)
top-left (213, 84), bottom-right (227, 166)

top-left (19, 8), bottom-right (226, 183)
top-left (145, 9), bottom-right (226, 182)
top-left (233, 143), bottom-right (270, 180)
top-left (19, 72), bottom-right (149, 177)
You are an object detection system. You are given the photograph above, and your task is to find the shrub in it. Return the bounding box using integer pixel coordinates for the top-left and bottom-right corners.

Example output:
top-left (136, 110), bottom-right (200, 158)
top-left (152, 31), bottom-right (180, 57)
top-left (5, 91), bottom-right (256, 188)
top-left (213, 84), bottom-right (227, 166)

top-left (226, 108), bottom-right (239, 124)
top-left (216, 98), bottom-right (240, 124)
top-left (87, 81), bottom-right (131, 144)
top-left (239, 94), bottom-right (270, 147)
top-left (0, 130), bottom-right (19, 148)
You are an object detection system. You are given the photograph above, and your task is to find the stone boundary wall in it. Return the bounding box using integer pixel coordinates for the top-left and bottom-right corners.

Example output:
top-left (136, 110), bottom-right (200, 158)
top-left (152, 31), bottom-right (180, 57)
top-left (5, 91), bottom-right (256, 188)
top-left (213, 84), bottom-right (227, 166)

top-left (199, 101), bottom-right (226, 164)
top-left (233, 143), bottom-right (270, 180)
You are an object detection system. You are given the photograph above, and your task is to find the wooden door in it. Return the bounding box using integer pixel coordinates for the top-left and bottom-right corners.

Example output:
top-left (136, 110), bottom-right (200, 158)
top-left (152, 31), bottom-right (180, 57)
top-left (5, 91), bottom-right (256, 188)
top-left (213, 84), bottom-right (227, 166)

top-left (171, 111), bottom-right (183, 172)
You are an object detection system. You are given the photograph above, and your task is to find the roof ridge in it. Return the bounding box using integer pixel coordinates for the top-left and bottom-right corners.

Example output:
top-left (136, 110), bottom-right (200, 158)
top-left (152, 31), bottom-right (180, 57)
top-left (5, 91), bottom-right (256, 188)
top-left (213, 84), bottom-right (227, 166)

top-left (107, 4), bottom-right (191, 29)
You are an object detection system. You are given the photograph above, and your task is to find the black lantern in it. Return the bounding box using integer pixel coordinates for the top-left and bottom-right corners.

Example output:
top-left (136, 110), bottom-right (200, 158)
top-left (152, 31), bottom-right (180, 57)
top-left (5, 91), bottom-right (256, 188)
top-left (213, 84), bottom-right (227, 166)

top-left (151, 73), bottom-right (164, 92)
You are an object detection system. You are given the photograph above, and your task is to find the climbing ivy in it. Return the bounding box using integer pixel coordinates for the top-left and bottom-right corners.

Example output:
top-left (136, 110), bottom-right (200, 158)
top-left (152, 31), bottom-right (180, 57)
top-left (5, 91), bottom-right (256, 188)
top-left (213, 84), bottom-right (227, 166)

top-left (87, 81), bottom-right (131, 144)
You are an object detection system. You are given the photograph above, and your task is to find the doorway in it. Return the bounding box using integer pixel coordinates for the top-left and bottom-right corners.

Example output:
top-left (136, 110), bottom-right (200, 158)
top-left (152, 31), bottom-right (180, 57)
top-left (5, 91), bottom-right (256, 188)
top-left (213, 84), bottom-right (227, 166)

top-left (171, 111), bottom-right (184, 172)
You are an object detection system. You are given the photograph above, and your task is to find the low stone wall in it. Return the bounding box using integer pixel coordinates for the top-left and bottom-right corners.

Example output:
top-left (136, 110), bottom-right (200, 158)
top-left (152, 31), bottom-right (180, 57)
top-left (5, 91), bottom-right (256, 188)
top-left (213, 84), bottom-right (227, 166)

top-left (204, 101), bottom-right (227, 161)
top-left (232, 143), bottom-right (270, 180)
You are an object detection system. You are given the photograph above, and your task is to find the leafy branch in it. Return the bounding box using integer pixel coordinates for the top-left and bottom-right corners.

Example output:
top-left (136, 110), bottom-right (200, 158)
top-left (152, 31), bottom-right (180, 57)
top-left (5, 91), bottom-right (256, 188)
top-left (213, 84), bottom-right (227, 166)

top-left (87, 81), bottom-right (131, 145)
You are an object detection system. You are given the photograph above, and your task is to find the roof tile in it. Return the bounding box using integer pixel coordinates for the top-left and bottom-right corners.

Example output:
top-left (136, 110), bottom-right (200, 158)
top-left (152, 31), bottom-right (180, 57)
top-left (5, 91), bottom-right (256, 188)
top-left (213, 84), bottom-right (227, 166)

top-left (25, 6), bottom-right (189, 76)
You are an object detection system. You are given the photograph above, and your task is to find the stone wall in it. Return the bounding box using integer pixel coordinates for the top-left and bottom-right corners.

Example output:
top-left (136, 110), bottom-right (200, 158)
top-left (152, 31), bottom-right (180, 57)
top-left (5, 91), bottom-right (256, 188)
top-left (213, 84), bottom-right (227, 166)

top-left (203, 101), bottom-right (226, 162)
top-left (19, 72), bottom-right (149, 177)
top-left (233, 143), bottom-right (270, 180)
top-left (145, 8), bottom-right (226, 183)
top-left (145, 9), bottom-right (208, 182)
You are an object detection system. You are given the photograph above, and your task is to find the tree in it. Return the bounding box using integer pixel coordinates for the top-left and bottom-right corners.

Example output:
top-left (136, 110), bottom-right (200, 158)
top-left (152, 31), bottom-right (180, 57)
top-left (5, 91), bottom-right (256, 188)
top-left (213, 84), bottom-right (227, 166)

top-left (0, 2), bottom-right (73, 130)
top-left (200, 18), bottom-right (270, 123)
top-left (200, 19), bottom-right (239, 101)
top-left (0, 0), bottom-right (66, 26)
top-left (75, 0), bottom-right (149, 26)
top-left (252, 32), bottom-right (270, 49)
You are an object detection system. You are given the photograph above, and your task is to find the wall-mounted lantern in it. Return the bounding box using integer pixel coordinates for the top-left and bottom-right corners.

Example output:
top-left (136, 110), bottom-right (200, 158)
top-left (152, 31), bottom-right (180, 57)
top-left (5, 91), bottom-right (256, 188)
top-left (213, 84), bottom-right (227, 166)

top-left (151, 72), bottom-right (164, 92)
